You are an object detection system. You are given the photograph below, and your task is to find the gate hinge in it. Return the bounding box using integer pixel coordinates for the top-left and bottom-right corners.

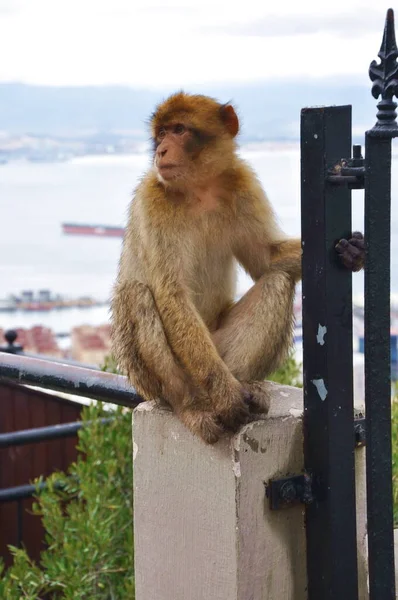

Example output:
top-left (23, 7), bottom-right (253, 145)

top-left (268, 416), bottom-right (366, 510)
top-left (267, 472), bottom-right (314, 510)
top-left (326, 144), bottom-right (365, 189)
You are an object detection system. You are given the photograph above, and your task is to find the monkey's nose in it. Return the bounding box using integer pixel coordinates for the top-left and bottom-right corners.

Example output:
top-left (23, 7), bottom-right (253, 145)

top-left (158, 148), bottom-right (167, 158)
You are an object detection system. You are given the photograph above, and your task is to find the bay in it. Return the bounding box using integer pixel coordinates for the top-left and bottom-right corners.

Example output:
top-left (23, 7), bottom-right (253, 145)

top-left (0, 144), bottom-right (397, 333)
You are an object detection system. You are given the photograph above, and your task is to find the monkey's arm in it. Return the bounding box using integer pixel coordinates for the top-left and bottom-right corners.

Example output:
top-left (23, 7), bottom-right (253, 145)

top-left (243, 232), bottom-right (365, 281)
top-left (268, 233), bottom-right (366, 277)
top-left (232, 189), bottom-right (302, 282)
top-left (269, 239), bottom-right (302, 282)
top-left (233, 189), bottom-right (364, 280)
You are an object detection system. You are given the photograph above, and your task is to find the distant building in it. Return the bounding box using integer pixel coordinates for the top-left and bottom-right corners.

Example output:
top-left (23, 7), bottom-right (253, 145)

top-left (0, 326), bottom-right (62, 358)
top-left (71, 324), bottom-right (111, 367)
top-left (38, 289), bottom-right (51, 302)
top-left (21, 290), bottom-right (34, 302)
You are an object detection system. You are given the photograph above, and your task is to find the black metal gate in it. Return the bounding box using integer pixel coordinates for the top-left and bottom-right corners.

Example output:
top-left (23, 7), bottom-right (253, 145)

top-left (301, 8), bottom-right (397, 599)
top-left (0, 8), bottom-right (397, 600)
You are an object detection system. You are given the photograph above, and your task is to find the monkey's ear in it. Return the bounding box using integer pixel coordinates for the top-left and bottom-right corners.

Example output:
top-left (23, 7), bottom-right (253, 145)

top-left (220, 104), bottom-right (239, 137)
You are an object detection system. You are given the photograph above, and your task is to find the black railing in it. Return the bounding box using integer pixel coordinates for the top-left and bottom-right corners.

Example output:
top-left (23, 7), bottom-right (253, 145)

top-left (0, 351), bottom-right (142, 407)
top-left (0, 425), bottom-right (76, 549)
top-left (0, 417), bottom-right (113, 448)
top-left (0, 328), bottom-right (143, 406)
top-left (0, 418), bottom-right (113, 548)
top-left (0, 330), bottom-right (143, 551)
top-left (301, 8), bottom-right (396, 600)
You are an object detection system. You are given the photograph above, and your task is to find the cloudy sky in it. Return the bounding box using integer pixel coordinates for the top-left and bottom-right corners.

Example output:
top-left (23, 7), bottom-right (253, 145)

top-left (0, 0), bottom-right (392, 88)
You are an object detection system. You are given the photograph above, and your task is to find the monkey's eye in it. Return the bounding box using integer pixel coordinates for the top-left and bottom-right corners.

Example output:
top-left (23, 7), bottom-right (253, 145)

top-left (174, 124), bottom-right (185, 135)
top-left (158, 127), bottom-right (166, 140)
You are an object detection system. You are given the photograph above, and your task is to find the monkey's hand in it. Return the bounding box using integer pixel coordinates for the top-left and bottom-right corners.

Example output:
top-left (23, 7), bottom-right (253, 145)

top-left (335, 232), bottom-right (365, 272)
top-left (212, 381), bottom-right (272, 438)
top-left (242, 381), bottom-right (272, 415)
top-left (180, 386), bottom-right (250, 445)
top-left (178, 379), bottom-right (251, 444)
top-left (205, 377), bottom-right (251, 433)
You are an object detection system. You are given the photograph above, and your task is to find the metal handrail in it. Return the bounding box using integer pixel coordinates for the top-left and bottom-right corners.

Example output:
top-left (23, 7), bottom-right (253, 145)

top-left (0, 351), bottom-right (143, 408)
top-left (0, 418), bottom-right (113, 448)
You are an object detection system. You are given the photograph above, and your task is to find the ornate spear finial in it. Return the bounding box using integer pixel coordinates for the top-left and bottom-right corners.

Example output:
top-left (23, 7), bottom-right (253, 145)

top-left (369, 8), bottom-right (398, 135)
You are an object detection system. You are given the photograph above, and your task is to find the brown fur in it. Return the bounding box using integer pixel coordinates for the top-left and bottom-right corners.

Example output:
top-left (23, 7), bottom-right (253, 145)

top-left (111, 92), bottom-right (302, 444)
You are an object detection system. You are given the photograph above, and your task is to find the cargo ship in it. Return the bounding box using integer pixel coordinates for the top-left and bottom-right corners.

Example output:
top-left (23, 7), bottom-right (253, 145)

top-left (62, 223), bottom-right (125, 238)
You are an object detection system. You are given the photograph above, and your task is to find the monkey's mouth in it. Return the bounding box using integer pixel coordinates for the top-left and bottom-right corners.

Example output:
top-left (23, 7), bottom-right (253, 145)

top-left (156, 164), bottom-right (180, 178)
top-left (157, 163), bottom-right (178, 171)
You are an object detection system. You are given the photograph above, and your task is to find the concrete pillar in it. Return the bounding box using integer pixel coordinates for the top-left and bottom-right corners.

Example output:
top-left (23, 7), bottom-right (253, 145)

top-left (133, 383), bottom-right (368, 600)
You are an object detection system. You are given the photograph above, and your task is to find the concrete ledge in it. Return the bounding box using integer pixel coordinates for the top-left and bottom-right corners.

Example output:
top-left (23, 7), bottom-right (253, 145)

top-left (133, 384), bottom-right (368, 600)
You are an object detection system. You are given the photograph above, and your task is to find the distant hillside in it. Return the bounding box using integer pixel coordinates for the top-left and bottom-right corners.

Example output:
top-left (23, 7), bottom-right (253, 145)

top-left (0, 78), bottom-right (377, 140)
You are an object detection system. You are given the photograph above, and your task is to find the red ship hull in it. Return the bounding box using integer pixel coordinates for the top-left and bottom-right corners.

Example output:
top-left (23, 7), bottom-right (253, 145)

top-left (62, 223), bottom-right (125, 238)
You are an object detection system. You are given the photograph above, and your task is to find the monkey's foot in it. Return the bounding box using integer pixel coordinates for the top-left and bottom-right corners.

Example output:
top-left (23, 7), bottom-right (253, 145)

top-left (243, 381), bottom-right (272, 415)
top-left (335, 231), bottom-right (364, 272)
top-left (179, 408), bottom-right (224, 445)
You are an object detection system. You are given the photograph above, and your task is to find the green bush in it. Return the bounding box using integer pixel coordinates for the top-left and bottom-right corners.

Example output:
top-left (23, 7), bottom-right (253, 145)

top-left (0, 403), bottom-right (135, 599)
top-left (392, 390), bottom-right (398, 525)
top-left (268, 353), bottom-right (302, 388)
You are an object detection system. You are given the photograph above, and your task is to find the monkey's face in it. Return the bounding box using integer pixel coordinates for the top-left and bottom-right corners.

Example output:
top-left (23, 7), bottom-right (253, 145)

top-left (153, 122), bottom-right (194, 183)
top-left (151, 92), bottom-right (239, 189)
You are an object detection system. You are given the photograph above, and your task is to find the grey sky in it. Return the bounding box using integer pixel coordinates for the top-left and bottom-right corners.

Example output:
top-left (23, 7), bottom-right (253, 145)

top-left (0, 1), bottom-right (391, 87)
top-left (213, 10), bottom-right (383, 38)
top-left (0, 1), bottom-right (19, 15)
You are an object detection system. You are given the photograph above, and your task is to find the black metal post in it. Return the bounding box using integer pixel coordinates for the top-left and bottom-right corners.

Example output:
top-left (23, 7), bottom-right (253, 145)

top-left (365, 9), bottom-right (398, 599)
top-left (301, 105), bottom-right (358, 599)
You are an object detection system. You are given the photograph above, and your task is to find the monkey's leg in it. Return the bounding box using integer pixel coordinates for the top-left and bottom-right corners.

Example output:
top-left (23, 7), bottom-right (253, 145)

top-left (112, 281), bottom-right (225, 443)
top-left (212, 270), bottom-right (296, 412)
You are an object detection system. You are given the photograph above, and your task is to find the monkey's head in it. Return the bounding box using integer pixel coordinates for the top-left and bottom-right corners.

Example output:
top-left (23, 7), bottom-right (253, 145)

top-left (150, 92), bottom-right (239, 188)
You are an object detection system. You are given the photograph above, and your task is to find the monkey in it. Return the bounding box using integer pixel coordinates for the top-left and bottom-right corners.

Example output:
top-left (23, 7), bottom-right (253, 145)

top-left (111, 92), bottom-right (365, 444)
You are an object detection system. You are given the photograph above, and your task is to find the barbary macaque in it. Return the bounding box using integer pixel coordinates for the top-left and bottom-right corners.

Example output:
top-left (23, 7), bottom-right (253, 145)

top-left (111, 92), bottom-right (364, 443)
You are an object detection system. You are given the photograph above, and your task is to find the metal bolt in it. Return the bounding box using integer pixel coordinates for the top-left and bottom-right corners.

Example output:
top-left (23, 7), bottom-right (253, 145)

top-left (279, 481), bottom-right (297, 503)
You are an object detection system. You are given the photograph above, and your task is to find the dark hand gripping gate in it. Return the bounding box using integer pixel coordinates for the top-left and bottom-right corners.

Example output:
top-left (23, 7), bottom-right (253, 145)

top-left (0, 9), bottom-right (397, 598)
